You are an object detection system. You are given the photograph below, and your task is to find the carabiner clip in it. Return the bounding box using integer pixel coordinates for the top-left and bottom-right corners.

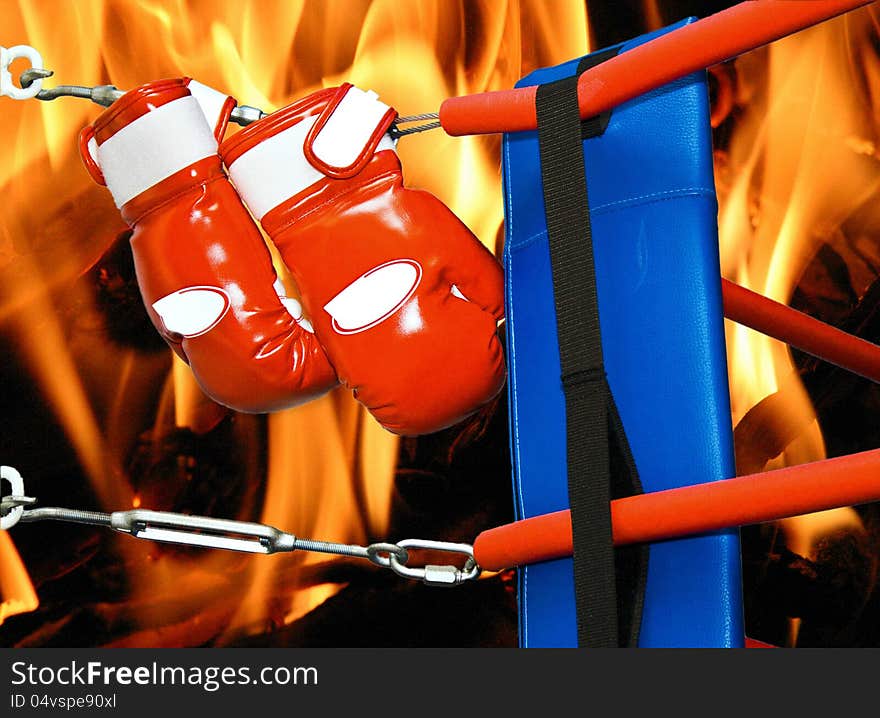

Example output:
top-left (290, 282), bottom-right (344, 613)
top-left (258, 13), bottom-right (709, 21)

top-left (386, 538), bottom-right (482, 587)
top-left (1, 45), bottom-right (45, 100)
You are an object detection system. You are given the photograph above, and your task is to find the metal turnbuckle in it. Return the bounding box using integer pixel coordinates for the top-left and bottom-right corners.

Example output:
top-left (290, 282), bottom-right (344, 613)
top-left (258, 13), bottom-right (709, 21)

top-left (2, 43), bottom-right (427, 136)
top-left (26, 77), bottom-right (264, 127)
top-left (0, 43), bottom-right (265, 125)
top-left (0, 467), bottom-right (481, 587)
top-left (112, 510), bottom-right (298, 554)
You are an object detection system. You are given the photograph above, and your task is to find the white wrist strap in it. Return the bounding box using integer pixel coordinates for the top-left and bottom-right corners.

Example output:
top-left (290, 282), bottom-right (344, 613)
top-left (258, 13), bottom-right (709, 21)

top-left (97, 96), bottom-right (217, 208)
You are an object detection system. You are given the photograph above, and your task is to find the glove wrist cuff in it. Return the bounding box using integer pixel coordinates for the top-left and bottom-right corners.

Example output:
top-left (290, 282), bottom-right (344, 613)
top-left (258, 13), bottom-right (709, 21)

top-left (119, 156), bottom-right (225, 225)
top-left (260, 151), bottom-right (402, 236)
top-left (80, 78), bottom-right (235, 209)
top-left (95, 96), bottom-right (218, 208)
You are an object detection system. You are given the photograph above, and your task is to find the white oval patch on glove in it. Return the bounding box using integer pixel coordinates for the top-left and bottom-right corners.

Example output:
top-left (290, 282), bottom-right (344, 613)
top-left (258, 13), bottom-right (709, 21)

top-left (324, 259), bottom-right (422, 335)
top-left (152, 286), bottom-right (230, 338)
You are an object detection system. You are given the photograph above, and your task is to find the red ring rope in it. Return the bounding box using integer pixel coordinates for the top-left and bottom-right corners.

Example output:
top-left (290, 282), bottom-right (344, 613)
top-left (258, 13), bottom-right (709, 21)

top-left (440, 0), bottom-right (871, 136)
top-left (721, 279), bottom-right (880, 384)
top-left (474, 447), bottom-right (880, 571)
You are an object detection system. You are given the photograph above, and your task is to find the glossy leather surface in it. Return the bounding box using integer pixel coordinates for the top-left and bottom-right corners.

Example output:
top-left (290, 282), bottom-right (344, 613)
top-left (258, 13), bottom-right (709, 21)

top-left (236, 93), bottom-right (506, 436)
top-left (502, 21), bottom-right (743, 647)
top-left (83, 81), bottom-right (338, 412)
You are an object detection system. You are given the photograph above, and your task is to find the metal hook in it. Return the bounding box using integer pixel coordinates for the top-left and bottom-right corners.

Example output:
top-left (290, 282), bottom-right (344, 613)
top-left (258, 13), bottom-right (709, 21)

top-left (0, 466), bottom-right (27, 529)
top-left (1, 45), bottom-right (46, 100)
top-left (19, 67), bottom-right (53, 88)
top-left (0, 496), bottom-right (36, 515)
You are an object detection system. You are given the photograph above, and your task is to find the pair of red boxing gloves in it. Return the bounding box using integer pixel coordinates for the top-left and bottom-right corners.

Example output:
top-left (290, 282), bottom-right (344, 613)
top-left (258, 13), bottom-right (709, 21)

top-left (79, 78), bottom-right (505, 435)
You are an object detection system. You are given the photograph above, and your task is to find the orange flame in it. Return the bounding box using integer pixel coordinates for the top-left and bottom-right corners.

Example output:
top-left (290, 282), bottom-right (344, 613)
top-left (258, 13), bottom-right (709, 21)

top-left (717, 7), bottom-right (879, 643)
top-left (0, 532), bottom-right (39, 625)
top-left (720, 9), bottom-right (879, 461)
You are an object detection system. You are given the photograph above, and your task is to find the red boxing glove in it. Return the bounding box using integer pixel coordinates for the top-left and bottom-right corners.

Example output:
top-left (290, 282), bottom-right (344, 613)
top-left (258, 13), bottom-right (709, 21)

top-left (221, 84), bottom-right (506, 435)
top-left (79, 78), bottom-right (338, 412)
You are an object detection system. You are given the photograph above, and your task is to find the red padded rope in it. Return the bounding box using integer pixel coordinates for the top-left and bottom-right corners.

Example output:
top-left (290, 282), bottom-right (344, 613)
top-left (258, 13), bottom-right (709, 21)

top-left (722, 279), bottom-right (880, 384)
top-left (474, 447), bottom-right (880, 571)
top-left (440, 0), bottom-right (872, 136)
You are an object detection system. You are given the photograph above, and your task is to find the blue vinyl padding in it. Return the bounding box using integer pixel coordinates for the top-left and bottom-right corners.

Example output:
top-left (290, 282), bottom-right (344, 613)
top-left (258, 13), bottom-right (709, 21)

top-left (501, 20), bottom-right (744, 647)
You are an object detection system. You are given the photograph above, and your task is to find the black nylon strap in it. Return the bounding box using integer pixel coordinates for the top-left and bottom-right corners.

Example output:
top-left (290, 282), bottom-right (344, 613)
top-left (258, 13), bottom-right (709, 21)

top-left (535, 75), bottom-right (618, 648)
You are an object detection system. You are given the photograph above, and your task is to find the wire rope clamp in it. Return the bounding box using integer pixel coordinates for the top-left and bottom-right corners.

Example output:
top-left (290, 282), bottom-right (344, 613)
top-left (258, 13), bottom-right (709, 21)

top-left (1, 45), bottom-right (44, 100)
top-left (1, 466), bottom-right (25, 530)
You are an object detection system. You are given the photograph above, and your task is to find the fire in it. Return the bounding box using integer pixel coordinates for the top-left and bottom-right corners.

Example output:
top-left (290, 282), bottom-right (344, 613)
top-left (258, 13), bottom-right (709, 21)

top-left (2, 0), bottom-right (878, 647)
top-left (720, 7), bottom-right (879, 452)
top-left (0, 531), bottom-right (38, 625)
top-left (718, 6), bottom-right (879, 641)
top-left (0, 0), bottom-right (588, 642)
